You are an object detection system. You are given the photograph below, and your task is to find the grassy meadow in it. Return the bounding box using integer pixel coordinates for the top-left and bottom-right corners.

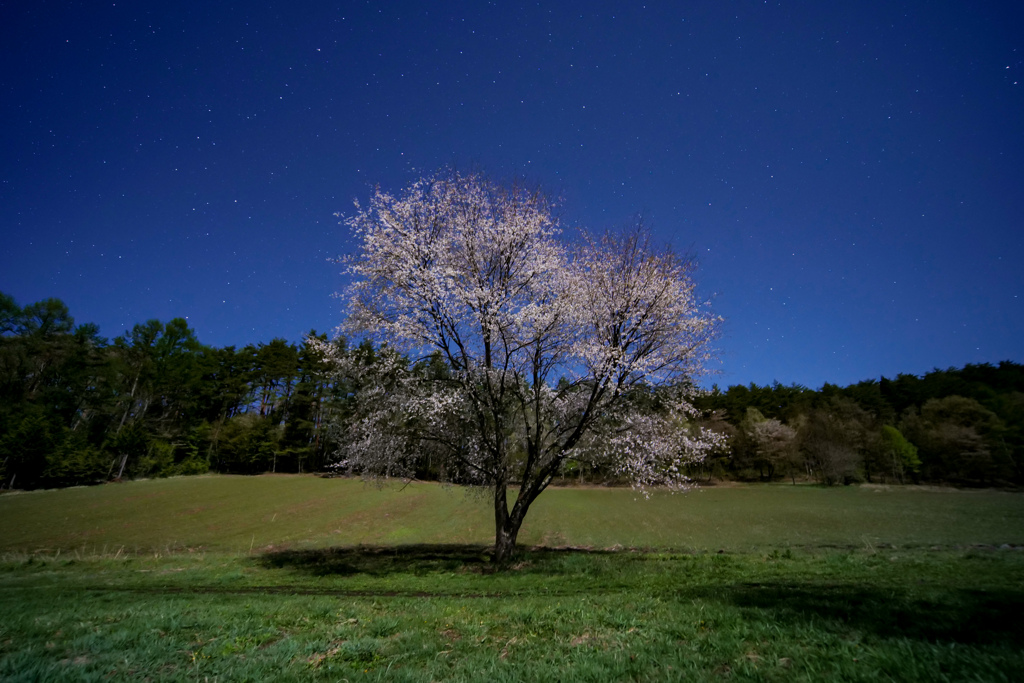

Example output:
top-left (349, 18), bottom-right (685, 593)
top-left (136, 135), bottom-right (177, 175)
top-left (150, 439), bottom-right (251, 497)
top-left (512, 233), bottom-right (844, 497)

top-left (1, 475), bottom-right (1023, 681)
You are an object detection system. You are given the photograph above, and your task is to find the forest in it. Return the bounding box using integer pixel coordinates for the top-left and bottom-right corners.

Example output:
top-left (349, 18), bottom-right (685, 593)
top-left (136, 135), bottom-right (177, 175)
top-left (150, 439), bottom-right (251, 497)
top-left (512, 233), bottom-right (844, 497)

top-left (2, 290), bottom-right (1021, 491)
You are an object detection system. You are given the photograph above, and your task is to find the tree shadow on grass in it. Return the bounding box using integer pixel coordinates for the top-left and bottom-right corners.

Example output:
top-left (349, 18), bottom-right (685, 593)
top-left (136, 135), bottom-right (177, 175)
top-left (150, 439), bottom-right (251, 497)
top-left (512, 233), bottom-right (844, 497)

top-left (257, 544), bottom-right (495, 576)
top-left (256, 543), bottom-right (617, 577)
top-left (697, 581), bottom-right (1024, 646)
top-left (256, 545), bottom-right (1023, 646)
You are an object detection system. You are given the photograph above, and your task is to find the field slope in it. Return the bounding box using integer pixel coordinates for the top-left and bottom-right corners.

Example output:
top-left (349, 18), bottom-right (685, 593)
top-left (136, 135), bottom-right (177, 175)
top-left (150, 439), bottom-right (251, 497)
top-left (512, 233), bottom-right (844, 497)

top-left (1, 474), bottom-right (1022, 553)
top-left (2, 475), bottom-right (1023, 681)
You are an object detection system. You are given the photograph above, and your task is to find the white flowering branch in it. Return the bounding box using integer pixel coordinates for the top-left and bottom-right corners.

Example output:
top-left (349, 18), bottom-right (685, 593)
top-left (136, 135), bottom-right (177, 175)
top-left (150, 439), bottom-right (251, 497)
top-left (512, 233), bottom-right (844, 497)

top-left (323, 170), bottom-right (721, 563)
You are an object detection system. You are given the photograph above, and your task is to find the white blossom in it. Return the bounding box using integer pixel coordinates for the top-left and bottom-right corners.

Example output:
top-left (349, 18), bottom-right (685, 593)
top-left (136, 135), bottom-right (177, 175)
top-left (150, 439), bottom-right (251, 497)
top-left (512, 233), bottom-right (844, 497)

top-left (322, 170), bottom-right (721, 561)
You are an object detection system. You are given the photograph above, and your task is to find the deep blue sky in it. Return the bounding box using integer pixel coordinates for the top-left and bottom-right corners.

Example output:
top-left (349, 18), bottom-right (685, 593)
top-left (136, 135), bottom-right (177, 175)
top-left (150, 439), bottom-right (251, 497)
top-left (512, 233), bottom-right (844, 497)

top-left (2, 1), bottom-right (1021, 389)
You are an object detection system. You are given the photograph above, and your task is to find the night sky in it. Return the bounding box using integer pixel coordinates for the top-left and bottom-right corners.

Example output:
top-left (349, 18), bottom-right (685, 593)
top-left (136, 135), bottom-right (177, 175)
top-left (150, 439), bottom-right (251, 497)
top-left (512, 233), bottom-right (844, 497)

top-left (2, 1), bottom-right (1021, 389)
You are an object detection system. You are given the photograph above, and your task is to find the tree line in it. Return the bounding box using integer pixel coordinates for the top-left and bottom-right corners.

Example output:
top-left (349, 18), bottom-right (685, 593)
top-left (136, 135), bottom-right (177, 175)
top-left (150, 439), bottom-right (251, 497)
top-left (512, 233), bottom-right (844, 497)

top-left (693, 365), bottom-right (1024, 487)
top-left (0, 291), bottom-right (360, 490)
top-left (2, 289), bottom-right (1021, 491)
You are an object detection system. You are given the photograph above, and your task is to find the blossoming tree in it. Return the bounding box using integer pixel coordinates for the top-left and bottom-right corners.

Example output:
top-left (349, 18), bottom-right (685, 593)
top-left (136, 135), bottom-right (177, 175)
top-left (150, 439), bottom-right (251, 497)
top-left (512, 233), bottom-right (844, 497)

top-left (319, 170), bottom-right (722, 563)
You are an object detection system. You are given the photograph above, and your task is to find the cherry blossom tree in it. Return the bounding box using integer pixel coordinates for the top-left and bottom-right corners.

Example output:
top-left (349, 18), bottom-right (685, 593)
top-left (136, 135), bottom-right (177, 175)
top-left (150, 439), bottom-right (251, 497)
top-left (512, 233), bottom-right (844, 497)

top-left (749, 416), bottom-right (798, 482)
top-left (318, 170), bottom-right (721, 563)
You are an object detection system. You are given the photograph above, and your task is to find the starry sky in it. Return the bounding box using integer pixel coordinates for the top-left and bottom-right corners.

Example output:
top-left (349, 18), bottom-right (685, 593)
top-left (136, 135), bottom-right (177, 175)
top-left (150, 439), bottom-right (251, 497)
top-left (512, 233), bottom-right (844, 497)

top-left (2, 1), bottom-right (1022, 389)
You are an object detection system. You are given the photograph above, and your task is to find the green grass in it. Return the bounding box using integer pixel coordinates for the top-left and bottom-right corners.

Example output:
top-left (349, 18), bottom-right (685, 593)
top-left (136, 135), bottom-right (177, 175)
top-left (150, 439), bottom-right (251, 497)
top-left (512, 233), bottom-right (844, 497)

top-left (1, 475), bottom-right (1022, 553)
top-left (1, 547), bottom-right (1022, 681)
top-left (1, 475), bottom-right (1023, 681)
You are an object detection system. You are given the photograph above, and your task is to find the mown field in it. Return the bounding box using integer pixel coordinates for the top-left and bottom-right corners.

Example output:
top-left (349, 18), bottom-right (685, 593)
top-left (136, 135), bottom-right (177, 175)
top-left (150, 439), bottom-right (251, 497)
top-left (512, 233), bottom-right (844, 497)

top-left (1, 475), bottom-right (1023, 681)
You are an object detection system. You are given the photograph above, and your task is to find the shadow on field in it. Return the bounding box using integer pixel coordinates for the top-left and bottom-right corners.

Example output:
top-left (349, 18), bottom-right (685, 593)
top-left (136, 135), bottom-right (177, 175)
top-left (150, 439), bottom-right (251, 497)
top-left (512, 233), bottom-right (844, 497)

top-left (258, 544), bottom-right (492, 576)
top-left (257, 543), bottom-right (616, 576)
top-left (710, 582), bottom-right (1024, 646)
top-left (257, 545), bottom-right (1023, 645)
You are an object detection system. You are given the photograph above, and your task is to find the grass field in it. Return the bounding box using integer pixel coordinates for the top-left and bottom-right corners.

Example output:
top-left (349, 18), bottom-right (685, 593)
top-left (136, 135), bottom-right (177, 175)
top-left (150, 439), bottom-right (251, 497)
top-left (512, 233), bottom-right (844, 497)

top-left (1, 475), bottom-right (1023, 681)
top-left (2, 474), bottom-right (1022, 553)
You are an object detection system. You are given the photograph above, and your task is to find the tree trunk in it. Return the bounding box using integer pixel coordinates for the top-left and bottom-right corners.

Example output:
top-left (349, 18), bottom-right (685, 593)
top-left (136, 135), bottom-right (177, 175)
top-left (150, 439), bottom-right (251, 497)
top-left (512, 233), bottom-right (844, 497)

top-left (492, 485), bottom-right (528, 566)
top-left (494, 518), bottom-right (520, 566)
